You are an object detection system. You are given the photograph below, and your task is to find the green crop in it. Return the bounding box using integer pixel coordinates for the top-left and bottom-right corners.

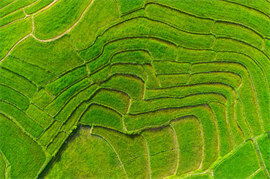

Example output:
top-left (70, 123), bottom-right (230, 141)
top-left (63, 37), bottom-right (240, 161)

top-left (0, 0), bottom-right (269, 178)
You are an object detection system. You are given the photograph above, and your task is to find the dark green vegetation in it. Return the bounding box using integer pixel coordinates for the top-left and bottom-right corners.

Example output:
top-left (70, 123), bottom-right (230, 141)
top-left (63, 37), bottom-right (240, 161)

top-left (0, 0), bottom-right (270, 178)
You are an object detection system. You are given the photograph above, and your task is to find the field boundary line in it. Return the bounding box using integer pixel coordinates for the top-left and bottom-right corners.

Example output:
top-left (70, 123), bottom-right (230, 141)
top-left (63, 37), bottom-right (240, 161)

top-left (0, 34), bottom-right (30, 63)
top-left (92, 133), bottom-right (128, 178)
top-left (32, 0), bottom-right (95, 42)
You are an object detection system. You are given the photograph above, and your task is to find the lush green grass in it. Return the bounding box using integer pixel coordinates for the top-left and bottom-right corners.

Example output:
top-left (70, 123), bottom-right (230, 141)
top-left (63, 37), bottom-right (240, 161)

top-left (45, 78), bottom-right (91, 116)
top-left (225, 0), bottom-right (270, 16)
top-left (80, 104), bottom-right (123, 131)
top-left (191, 62), bottom-right (265, 136)
top-left (0, 17), bottom-right (31, 59)
top-left (93, 127), bottom-right (149, 178)
top-left (26, 104), bottom-right (52, 128)
top-left (0, 67), bottom-right (37, 99)
top-left (90, 88), bottom-right (130, 114)
top-left (0, 84), bottom-right (29, 111)
top-left (265, 39), bottom-right (270, 57)
top-left (25, 0), bottom-right (54, 14)
top-left (144, 64), bottom-right (160, 88)
top-left (111, 63), bottom-right (147, 81)
top-left (38, 120), bottom-right (62, 147)
top-left (145, 3), bottom-right (214, 34)
top-left (11, 36), bottom-right (84, 75)
top-left (60, 102), bottom-right (88, 132)
top-left (212, 21), bottom-right (263, 49)
top-left (101, 74), bottom-right (144, 100)
top-left (0, 101), bottom-right (43, 138)
top-left (209, 102), bottom-right (233, 157)
top-left (45, 66), bottom-right (87, 96)
top-left (158, 74), bottom-right (189, 87)
top-left (129, 94), bottom-right (226, 114)
top-left (257, 134), bottom-right (270, 174)
top-left (0, 9), bottom-right (25, 26)
top-left (214, 38), bottom-right (270, 82)
top-left (47, 132), bottom-right (68, 155)
top-left (2, 56), bottom-right (55, 87)
top-left (146, 0), bottom-right (270, 36)
top-left (145, 83), bottom-right (244, 143)
top-left (252, 170), bottom-right (268, 179)
top-left (142, 126), bottom-right (177, 178)
top-left (79, 36), bottom-right (177, 62)
top-left (183, 173), bottom-right (212, 179)
top-left (0, 114), bottom-right (46, 178)
top-left (33, 0), bottom-right (91, 39)
top-left (54, 85), bottom-right (98, 122)
top-left (118, 0), bottom-right (144, 15)
top-left (153, 61), bottom-right (189, 75)
top-left (1, 0), bottom-right (269, 178)
top-left (0, 0), bottom-right (14, 9)
top-left (79, 17), bottom-right (213, 62)
top-left (124, 105), bottom-right (219, 171)
top-left (0, 0), bottom-right (36, 18)
top-left (213, 141), bottom-right (260, 178)
top-left (45, 127), bottom-right (126, 178)
top-left (69, 0), bottom-right (119, 50)
top-left (171, 116), bottom-right (203, 175)
top-left (111, 50), bottom-right (152, 64)
top-left (32, 88), bottom-right (54, 109)
top-left (0, 151), bottom-right (6, 179)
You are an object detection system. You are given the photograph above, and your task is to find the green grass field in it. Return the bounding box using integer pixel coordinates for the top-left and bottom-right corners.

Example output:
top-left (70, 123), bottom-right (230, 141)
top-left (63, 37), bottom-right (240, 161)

top-left (0, 0), bottom-right (270, 178)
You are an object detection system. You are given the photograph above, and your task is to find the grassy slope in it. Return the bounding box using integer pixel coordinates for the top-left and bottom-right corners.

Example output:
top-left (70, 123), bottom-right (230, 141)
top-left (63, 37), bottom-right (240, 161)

top-left (0, 17), bottom-right (31, 59)
top-left (44, 127), bottom-right (126, 178)
top-left (0, 114), bottom-right (46, 178)
top-left (33, 0), bottom-right (91, 39)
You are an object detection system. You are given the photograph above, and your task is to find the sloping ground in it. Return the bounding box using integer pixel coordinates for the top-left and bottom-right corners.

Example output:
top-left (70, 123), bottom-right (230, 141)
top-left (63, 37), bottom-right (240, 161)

top-left (0, 0), bottom-right (270, 178)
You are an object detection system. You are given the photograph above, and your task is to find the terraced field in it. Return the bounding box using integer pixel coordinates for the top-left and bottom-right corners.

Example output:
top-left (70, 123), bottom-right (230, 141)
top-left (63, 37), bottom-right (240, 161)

top-left (0, 0), bottom-right (270, 178)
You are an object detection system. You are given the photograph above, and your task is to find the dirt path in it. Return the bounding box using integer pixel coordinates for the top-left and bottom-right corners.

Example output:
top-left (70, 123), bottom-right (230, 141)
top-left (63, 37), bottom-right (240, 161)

top-left (32, 0), bottom-right (95, 42)
top-left (0, 34), bottom-right (30, 63)
top-left (1, 0), bottom-right (94, 63)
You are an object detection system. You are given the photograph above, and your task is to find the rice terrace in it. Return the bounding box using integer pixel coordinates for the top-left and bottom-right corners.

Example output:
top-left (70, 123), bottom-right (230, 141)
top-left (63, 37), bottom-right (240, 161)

top-left (0, 0), bottom-right (270, 178)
